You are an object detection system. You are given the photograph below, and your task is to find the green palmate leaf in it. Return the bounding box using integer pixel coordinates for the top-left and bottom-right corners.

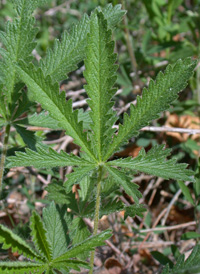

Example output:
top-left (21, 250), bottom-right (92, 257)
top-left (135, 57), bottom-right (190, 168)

top-left (84, 11), bottom-right (118, 160)
top-left (64, 165), bottom-right (96, 192)
top-left (15, 62), bottom-right (96, 161)
top-left (0, 2), bottom-right (37, 103)
top-left (103, 58), bottom-right (197, 161)
top-left (40, 4), bottom-right (124, 83)
top-left (52, 230), bottom-right (112, 263)
top-left (43, 202), bottom-right (70, 259)
top-left (30, 211), bottom-right (52, 261)
top-left (162, 245), bottom-right (200, 274)
top-left (107, 145), bottom-right (194, 182)
top-left (0, 224), bottom-right (42, 262)
top-left (105, 166), bottom-right (142, 203)
top-left (0, 262), bottom-right (46, 274)
top-left (7, 147), bottom-right (93, 168)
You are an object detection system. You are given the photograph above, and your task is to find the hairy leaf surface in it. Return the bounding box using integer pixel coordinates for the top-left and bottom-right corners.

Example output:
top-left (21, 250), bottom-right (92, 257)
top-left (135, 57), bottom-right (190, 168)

top-left (40, 4), bottom-right (125, 82)
top-left (7, 147), bottom-right (93, 168)
top-left (103, 58), bottom-right (197, 161)
top-left (0, 224), bottom-right (42, 262)
top-left (107, 145), bottom-right (194, 181)
top-left (52, 230), bottom-right (112, 263)
top-left (43, 202), bottom-right (70, 259)
top-left (0, 262), bottom-right (46, 274)
top-left (0, 1), bottom-right (37, 102)
top-left (64, 165), bottom-right (96, 192)
top-left (105, 166), bottom-right (142, 203)
top-left (16, 62), bottom-right (96, 161)
top-left (30, 211), bottom-right (52, 261)
top-left (84, 12), bottom-right (117, 160)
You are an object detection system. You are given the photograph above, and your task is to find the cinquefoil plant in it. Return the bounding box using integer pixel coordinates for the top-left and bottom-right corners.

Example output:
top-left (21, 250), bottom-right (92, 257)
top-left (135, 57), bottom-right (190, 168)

top-left (0, 0), bottom-right (197, 272)
top-left (0, 201), bottom-right (111, 273)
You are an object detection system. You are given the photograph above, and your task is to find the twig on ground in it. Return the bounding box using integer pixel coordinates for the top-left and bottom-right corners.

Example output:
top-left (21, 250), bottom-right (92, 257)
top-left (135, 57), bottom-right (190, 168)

top-left (161, 181), bottom-right (191, 226)
top-left (140, 221), bottom-right (196, 233)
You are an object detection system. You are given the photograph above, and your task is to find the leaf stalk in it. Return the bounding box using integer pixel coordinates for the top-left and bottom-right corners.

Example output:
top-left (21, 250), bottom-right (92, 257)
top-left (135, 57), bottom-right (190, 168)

top-left (89, 165), bottom-right (103, 273)
top-left (0, 123), bottom-right (10, 196)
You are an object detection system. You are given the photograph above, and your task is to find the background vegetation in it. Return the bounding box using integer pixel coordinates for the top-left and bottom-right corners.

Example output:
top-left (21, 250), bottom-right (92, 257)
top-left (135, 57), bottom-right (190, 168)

top-left (0, 0), bottom-right (200, 273)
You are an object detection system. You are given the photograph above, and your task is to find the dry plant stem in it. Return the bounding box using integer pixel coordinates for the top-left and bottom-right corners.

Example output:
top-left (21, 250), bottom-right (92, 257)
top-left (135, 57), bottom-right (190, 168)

top-left (89, 165), bottom-right (103, 274)
top-left (0, 124), bottom-right (10, 194)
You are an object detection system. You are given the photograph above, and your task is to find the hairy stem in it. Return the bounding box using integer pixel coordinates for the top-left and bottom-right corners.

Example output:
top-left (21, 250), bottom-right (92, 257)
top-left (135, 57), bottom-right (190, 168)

top-left (89, 165), bottom-right (103, 273)
top-left (0, 124), bottom-right (10, 195)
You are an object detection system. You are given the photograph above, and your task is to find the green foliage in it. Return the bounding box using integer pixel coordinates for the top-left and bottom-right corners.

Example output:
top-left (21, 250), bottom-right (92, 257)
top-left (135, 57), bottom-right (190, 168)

top-left (40, 4), bottom-right (125, 83)
top-left (7, 11), bottom-right (196, 208)
top-left (0, 202), bottom-right (112, 273)
top-left (107, 145), bottom-right (194, 182)
top-left (161, 245), bottom-right (200, 274)
top-left (84, 11), bottom-right (118, 160)
top-left (103, 58), bottom-right (196, 160)
top-left (0, 0), bottom-right (198, 271)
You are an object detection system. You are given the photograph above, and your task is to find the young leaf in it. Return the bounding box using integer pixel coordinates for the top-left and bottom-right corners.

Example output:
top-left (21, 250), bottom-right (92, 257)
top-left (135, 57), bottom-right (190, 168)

top-left (103, 58), bottom-right (197, 161)
top-left (84, 11), bottom-right (118, 160)
top-left (52, 230), bottom-right (112, 263)
top-left (0, 262), bottom-right (46, 274)
top-left (0, 224), bottom-right (42, 262)
top-left (64, 165), bottom-right (96, 192)
top-left (15, 62), bottom-right (96, 161)
top-left (107, 145), bottom-right (194, 182)
top-left (105, 166), bottom-right (142, 203)
top-left (30, 211), bottom-right (52, 261)
top-left (43, 202), bottom-right (70, 259)
top-left (7, 147), bottom-right (94, 168)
